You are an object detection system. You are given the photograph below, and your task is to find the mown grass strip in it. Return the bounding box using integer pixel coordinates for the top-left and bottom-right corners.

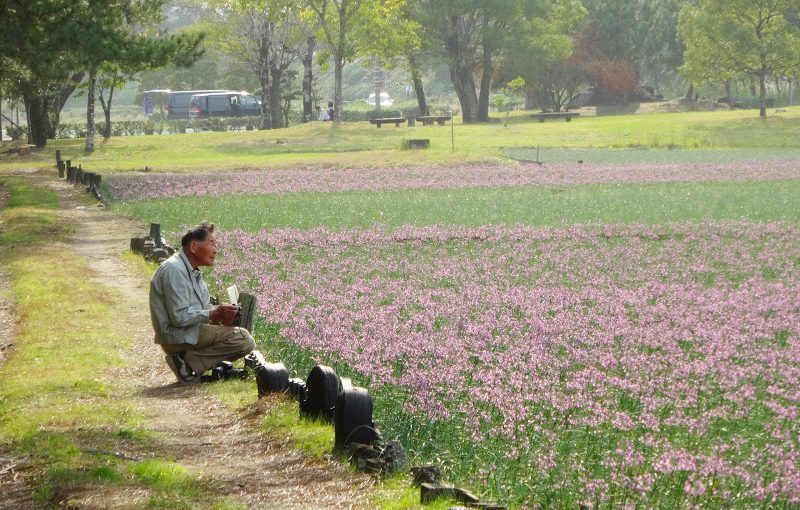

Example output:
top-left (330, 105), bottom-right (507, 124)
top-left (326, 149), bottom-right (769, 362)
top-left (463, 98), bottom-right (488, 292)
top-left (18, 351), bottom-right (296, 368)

top-left (0, 175), bottom-right (65, 245)
top-left (113, 179), bottom-right (800, 234)
top-left (3, 107), bottom-right (799, 173)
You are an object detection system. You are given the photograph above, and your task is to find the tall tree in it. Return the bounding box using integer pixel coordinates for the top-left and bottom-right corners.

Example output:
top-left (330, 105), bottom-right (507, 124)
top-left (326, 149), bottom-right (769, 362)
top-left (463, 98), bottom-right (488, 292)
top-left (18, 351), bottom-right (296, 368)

top-left (580, 0), bottom-right (642, 68)
top-left (637, 0), bottom-right (686, 91)
top-left (83, 0), bottom-right (203, 152)
top-left (305, 0), bottom-right (364, 120)
top-left (0, 0), bottom-right (202, 148)
top-left (350, 0), bottom-right (419, 112)
top-left (497, 0), bottom-right (585, 111)
top-left (305, 0), bottom-right (404, 120)
top-left (416, 0), bottom-right (483, 123)
top-left (679, 0), bottom-right (800, 117)
top-left (1, 1), bottom-right (85, 146)
top-left (418, 0), bottom-right (583, 123)
top-left (294, 13), bottom-right (319, 122)
top-left (208, 0), bottom-right (301, 129)
top-left (580, 0), bottom-right (686, 90)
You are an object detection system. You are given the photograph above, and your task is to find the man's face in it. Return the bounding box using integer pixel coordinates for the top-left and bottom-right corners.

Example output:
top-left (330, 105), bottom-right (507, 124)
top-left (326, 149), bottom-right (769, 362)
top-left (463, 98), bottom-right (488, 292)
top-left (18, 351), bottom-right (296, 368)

top-left (190, 233), bottom-right (217, 267)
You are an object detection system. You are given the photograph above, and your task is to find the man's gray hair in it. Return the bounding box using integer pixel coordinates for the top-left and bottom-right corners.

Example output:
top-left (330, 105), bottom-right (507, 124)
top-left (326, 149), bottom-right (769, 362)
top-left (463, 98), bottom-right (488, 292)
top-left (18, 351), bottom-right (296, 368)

top-left (181, 222), bottom-right (215, 248)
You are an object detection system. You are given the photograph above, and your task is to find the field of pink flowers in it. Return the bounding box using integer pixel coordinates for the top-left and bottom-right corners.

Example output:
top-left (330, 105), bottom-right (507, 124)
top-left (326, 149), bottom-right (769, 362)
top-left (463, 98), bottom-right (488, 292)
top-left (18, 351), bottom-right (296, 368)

top-left (105, 161), bottom-right (800, 200)
top-left (208, 221), bottom-right (799, 507)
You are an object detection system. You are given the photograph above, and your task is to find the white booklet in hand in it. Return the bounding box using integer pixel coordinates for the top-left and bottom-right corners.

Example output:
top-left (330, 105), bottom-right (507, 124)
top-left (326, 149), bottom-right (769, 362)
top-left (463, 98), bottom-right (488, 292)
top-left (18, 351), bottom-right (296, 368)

top-left (226, 285), bottom-right (239, 305)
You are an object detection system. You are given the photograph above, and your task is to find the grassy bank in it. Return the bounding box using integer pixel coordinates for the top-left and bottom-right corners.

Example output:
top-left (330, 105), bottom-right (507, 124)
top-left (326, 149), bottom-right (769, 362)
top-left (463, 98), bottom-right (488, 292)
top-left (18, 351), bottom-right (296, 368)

top-left (1, 107), bottom-right (799, 174)
top-left (0, 176), bottom-right (251, 509)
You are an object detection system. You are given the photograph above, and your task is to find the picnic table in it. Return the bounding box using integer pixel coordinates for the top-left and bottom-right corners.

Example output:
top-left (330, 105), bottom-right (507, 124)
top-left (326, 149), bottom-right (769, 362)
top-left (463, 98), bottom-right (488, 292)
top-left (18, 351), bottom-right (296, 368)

top-left (532, 112), bottom-right (580, 122)
top-left (369, 117), bottom-right (410, 128)
top-left (415, 115), bottom-right (451, 126)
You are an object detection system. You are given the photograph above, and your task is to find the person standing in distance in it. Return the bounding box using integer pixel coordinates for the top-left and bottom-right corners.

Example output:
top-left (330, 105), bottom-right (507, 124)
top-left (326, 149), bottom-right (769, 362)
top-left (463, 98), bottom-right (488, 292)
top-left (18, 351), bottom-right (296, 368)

top-left (327, 101), bottom-right (335, 121)
top-left (150, 222), bottom-right (255, 384)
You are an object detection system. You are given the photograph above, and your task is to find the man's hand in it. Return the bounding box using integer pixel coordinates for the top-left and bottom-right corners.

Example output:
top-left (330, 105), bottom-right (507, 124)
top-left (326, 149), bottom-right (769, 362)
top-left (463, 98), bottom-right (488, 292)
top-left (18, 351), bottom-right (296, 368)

top-left (209, 304), bottom-right (239, 327)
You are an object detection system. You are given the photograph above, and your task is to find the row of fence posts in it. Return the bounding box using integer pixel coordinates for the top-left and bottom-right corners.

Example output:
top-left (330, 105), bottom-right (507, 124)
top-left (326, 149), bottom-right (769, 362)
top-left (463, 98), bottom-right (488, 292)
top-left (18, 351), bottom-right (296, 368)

top-left (55, 150), bottom-right (103, 201)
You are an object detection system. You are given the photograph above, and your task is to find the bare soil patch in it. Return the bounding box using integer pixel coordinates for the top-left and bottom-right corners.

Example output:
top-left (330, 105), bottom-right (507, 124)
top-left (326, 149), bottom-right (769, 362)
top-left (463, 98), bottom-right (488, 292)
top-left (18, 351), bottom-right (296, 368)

top-left (2, 177), bottom-right (375, 509)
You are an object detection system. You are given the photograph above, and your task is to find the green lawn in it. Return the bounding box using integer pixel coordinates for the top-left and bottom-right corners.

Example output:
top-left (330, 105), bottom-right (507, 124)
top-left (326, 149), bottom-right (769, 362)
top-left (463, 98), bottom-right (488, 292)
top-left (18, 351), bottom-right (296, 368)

top-left (2, 107), bottom-right (800, 174)
top-left (113, 180), bottom-right (800, 235)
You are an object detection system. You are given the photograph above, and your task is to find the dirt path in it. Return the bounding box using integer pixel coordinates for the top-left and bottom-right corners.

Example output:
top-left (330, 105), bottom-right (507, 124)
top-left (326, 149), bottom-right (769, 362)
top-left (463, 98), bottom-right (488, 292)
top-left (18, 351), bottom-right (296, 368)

top-left (35, 179), bottom-right (375, 508)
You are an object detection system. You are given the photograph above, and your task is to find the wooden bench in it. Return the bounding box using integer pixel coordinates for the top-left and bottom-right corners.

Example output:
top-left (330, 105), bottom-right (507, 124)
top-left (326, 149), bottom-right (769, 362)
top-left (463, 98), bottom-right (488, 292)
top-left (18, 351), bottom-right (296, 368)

top-left (415, 115), bottom-right (451, 126)
top-left (369, 117), bottom-right (409, 128)
top-left (8, 144), bottom-right (36, 155)
top-left (532, 112), bottom-right (580, 122)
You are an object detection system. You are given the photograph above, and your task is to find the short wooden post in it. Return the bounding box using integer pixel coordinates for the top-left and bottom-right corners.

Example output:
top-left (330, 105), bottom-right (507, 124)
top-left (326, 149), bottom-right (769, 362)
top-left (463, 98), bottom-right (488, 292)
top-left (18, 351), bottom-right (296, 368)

top-left (57, 160), bottom-right (65, 179)
top-left (149, 223), bottom-right (163, 247)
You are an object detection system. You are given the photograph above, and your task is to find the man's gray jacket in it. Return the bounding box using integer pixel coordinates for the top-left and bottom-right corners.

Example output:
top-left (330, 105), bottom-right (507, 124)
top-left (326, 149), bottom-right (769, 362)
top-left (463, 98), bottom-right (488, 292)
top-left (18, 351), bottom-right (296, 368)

top-left (150, 249), bottom-right (211, 345)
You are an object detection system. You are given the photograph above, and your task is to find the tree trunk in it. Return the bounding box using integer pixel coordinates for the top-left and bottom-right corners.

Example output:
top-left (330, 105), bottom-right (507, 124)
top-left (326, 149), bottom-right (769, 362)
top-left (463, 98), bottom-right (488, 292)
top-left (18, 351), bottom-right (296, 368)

top-left (103, 102), bottom-right (112, 138)
top-left (258, 68), bottom-right (271, 129)
top-left (724, 80), bottom-right (732, 104)
top-left (373, 60), bottom-right (383, 112)
top-left (408, 54), bottom-right (428, 116)
top-left (333, 52), bottom-right (344, 122)
top-left (684, 83), bottom-right (695, 110)
top-left (49, 72), bottom-right (85, 140)
top-left (759, 70), bottom-right (767, 118)
top-left (98, 80), bottom-right (115, 138)
top-left (524, 88), bottom-right (536, 109)
top-left (269, 66), bottom-right (283, 128)
top-left (85, 72), bottom-right (97, 153)
top-left (450, 63), bottom-right (479, 123)
top-left (476, 43), bottom-right (493, 122)
top-left (331, 4), bottom-right (347, 123)
top-left (301, 36), bottom-right (315, 123)
top-left (25, 94), bottom-right (51, 148)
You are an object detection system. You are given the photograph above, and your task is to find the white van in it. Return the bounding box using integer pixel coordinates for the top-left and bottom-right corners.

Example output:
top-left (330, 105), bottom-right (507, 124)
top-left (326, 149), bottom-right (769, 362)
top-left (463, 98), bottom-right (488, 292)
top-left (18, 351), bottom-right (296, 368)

top-left (188, 92), bottom-right (261, 118)
top-left (366, 92), bottom-right (393, 106)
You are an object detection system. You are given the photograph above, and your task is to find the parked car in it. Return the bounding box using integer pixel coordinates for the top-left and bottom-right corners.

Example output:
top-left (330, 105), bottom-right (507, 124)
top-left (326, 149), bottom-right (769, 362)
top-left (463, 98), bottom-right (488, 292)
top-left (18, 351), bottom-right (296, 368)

top-left (166, 90), bottom-right (228, 119)
top-left (366, 92), bottom-right (393, 106)
top-left (189, 92), bottom-right (262, 118)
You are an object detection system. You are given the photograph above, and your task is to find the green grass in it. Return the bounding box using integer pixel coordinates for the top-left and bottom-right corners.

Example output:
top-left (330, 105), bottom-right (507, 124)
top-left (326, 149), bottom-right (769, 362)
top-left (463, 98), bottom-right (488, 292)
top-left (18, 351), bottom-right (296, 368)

top-left (502, 146), bottom-right (800, 164)
top-left (258, 398), bottom-right (336, 457)
top-left (370, 475), bottom-right (463, 510)
top-left (112, 180), bottom-right (800, 235)
top-left (0, 174), bottom-right (67, 244)
top-left (2, 107), bottom-right (800, 173)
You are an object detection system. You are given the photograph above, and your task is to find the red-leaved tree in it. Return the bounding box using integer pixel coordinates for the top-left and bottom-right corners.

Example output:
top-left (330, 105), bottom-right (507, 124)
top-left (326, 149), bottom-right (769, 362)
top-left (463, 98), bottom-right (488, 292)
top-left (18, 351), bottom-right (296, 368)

top-left (586, 58), bottom-right (638, 103)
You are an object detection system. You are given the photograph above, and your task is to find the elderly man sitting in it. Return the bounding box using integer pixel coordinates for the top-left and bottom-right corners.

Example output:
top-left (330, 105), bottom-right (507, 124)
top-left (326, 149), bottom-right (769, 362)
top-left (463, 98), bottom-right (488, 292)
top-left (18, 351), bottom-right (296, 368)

top-left (150, 222), bottom-right (255, 384)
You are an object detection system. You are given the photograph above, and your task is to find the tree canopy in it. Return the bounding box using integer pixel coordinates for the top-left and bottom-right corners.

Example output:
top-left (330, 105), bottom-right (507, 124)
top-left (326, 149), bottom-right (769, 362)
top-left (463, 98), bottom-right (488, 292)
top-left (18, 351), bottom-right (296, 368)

top-left (0, 0), bottom-right (203, 147)
top-left (679, 0), bottom-right (800, 117)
